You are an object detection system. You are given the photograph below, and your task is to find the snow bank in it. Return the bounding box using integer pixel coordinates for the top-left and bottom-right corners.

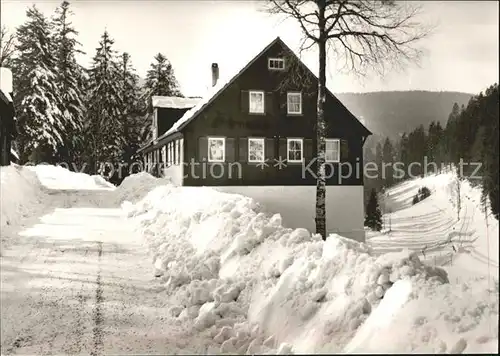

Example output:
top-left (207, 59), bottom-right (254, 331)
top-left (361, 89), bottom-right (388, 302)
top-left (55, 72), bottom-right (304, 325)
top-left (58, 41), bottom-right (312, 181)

top-left (114, 172), bottom-right (172, 206)
top-left (124, 172), bottom-right (497, 354)
top-left (1, 165), bottom-right (46, 254)
top-left (1, 164), bottom-right (45, 229)
top-left (28, 164), bottom-right (115, 190)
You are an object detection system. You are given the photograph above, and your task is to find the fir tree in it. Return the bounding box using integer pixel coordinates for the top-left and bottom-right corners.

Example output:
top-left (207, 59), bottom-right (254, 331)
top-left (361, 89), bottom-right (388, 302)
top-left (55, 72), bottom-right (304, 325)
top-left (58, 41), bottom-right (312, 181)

top-left (141, 53), bottom-right (183, 141)
top-left (481, 84), bottom-right (499, 219)
top-left (119, 52), bottom-right (143, 170)
top-left (382, 137), bottom-right (394, 187)
top-left (13, 6), bottom-right (66, 162)
top-left (375, 141), bottom-right (384, 188)
top-left (444, 102), bottom-right (460, 165)
top-left (365, 188), bottom-right (382, 231)
top-left (51, 0), bottom-right (85, 164)
top-left (85, 30), bottom-right (124, 173)
top-left (398, 132), bottom-right (410, 181)
top-left (144, 53), bottom-right (183, 106)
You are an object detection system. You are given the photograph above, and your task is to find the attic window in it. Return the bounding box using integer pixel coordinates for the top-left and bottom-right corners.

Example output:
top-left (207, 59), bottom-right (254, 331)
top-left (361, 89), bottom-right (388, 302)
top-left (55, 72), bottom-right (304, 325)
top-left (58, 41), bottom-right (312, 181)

top-left (268, 58), bottom-right (285, 70)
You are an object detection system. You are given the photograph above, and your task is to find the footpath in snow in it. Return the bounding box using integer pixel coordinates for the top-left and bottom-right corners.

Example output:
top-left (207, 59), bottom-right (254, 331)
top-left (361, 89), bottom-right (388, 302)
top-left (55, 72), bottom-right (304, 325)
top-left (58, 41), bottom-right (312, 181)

top-left (1, 165), bottom-right (195, 354)
top-left (1, 164), bottom-right (498, 354)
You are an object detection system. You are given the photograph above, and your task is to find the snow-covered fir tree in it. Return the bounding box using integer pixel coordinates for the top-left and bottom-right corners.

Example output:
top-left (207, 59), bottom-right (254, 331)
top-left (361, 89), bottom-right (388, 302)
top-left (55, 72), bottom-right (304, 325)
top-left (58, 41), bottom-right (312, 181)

top-left (51, 0), bottom-right (86, 163)
top-left (365, 188), bottom-right (383, 231)
top-left (142, 53), bottom-right (183, 141)
top-left (13, 6), bottom-right (67, 162)
top-left (85, 30), bottom-right (124, 173)
top-left (144, 53), bottom-right (183, 104)
top-left (119, 52), bottom-right (144, 169)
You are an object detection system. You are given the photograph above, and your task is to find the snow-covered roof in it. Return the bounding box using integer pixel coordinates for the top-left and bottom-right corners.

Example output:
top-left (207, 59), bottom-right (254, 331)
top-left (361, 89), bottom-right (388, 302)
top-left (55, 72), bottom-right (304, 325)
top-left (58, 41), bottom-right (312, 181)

top-left (0, 67), bottom-right (13, 94)
top-left (0, 89), bottom-right (12, 103)
top-left (11, 147), bottom-right (19, 160)
top-left (156, 37), bottom-right (283, 142)
top-left (152, 96), bottom-right (201, 109)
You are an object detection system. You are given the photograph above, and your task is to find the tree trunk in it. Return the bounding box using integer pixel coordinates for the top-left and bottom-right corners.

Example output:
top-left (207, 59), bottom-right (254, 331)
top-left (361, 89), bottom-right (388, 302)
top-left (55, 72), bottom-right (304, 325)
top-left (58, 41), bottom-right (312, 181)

top-left (315, 0), bottom-right (327, 240)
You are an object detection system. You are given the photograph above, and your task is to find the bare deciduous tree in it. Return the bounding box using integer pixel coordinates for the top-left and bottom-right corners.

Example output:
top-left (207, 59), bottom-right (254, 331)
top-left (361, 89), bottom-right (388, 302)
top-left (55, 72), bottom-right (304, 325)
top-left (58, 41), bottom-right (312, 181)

top-left (266, 0), bottom-right (432, 239)
top-left (1, 26), bottom-right (17, 67)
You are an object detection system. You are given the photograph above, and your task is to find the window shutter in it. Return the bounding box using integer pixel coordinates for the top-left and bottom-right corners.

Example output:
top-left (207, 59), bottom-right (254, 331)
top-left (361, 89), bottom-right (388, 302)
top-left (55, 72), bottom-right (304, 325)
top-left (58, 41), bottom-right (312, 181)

top-left (340, 139), bottom-right (349, 161)
top-left (279, 138), bottom-right (287, 160)
top-left (226, 138), bottom-right (235, 162)
top-left (241, 90), bottom-right (249, 113)
top-left (265, 138), bottom-right (275, 161)
top-left (281, 93), bottom-right (287, 115)
top-left (265, 92), bottom-right (273, 115)
top-left (239, 137), bottom-right (248, 162)
top-left (304, 139), bottom-right (313, 161)
top-left (198, 137), bottom-right (208, 162)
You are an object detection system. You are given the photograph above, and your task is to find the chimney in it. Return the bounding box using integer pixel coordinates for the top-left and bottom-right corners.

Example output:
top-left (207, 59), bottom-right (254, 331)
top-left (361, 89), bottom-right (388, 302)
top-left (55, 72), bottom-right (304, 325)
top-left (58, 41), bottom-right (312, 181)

top-left (211, 63), bottom-right (219, 87)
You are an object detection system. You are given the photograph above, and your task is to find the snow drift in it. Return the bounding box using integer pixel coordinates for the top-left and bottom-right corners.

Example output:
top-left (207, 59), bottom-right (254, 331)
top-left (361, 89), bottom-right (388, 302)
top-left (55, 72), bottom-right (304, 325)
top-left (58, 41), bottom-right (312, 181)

top-left (122, 172), bottom-right (498, 354)
top-left (115, 171), bottom-right (171, 205)
top-left (28, 164), bottom-right (115, 191)
top-left (1, 164), bottom-right (45, 229)
top-left (1, 164), bottom-right (46, 254)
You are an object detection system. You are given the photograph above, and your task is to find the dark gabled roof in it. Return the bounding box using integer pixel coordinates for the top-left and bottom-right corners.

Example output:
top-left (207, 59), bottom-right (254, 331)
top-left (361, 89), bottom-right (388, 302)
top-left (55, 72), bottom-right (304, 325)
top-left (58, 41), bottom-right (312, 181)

top-left (154, 36), bottom-right (371, 142)
top-left (155, 37), bottom-right (283, 142)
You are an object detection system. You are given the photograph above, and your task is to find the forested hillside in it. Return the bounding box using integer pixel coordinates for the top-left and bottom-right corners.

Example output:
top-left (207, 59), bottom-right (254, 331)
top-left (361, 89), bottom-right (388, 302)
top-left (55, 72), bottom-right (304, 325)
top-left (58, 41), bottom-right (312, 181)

top-left (337, 91), bottom-right (472, 139)
top-left (364, 84), bottom-right (499, 220)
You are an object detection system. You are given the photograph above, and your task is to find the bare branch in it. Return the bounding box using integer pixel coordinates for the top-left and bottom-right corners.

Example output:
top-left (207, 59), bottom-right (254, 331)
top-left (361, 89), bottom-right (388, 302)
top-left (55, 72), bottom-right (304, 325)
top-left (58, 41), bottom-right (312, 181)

top-left (267, 0), bottom-right (320, 42)
top-left (267, 0), bottom-right (434, 78)
top-left (0, 26), bottom-right (17, 67)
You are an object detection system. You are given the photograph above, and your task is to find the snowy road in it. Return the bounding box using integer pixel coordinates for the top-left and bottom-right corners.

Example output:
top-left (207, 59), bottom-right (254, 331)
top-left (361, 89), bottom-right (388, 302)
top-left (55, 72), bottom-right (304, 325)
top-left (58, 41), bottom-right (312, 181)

top-left (0, 188), bottom-right (179, 355)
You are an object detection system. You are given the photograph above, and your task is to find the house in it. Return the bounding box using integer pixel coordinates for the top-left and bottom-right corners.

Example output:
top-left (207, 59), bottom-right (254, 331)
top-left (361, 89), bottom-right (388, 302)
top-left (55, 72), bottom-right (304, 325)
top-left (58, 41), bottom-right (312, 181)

top-left (137, 37), bottom-right (372, 242)
top-left (0, 67), bottom-right (16, 166)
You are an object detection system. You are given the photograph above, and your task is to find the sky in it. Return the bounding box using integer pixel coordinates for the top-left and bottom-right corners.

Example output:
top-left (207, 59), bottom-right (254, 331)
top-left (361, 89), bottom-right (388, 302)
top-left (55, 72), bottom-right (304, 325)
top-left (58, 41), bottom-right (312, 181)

top-left (1, 0), bottom-right (498, 97)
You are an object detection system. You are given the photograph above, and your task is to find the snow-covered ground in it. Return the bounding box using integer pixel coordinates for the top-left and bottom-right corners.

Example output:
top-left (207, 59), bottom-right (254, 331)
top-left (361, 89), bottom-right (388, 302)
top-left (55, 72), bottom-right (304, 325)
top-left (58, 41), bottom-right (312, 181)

top-left (1, 164), bottom-right (498, 354)
top-left (369, 172), bottom-right (499, 282)
top-left (122, 170), bottom-right (498, 354)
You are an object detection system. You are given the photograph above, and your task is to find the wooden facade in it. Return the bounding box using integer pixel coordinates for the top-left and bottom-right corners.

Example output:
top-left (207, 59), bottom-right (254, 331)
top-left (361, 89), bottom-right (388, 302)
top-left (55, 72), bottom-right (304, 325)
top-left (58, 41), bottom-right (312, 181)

top-left (0, 82), bottom-right (16, 166)
top-left (138, 37), bottom-right (371, 187)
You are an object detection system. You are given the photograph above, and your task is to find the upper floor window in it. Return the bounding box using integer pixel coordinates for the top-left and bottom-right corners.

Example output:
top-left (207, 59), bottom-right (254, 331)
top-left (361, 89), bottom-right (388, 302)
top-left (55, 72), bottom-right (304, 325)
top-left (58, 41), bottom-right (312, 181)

top-left (249, 90), bottom-right (265, 114)
top-left (325, 139), bottom-right (340, 162)
top-left (268, 58), bottom-right (285, 70)
top-left (208, 137), bottom-right (225, 162)
top-left (248, 138), bottom-right (265, 162)
top-left (287, 138), bottom-right (303, 163)
top-left (287, 92), bottom-right (302, 114)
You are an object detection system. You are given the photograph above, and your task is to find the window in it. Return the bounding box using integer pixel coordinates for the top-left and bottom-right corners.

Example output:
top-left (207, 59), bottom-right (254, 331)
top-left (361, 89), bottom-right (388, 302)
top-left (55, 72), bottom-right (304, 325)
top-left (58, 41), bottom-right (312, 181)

top-left (249, 91), bottom-right (265, 114)
top-left (326, 139), bottom-right (340, 162)
top-left (287, 92), bottom-right (302, 114)
top-left (268, 58), bottom-right (285, 70)
top-left (248, 138), bottom-right (265, 162)
top-left (208, 137), bottom-right (225, 162)
top-left (287, 138), bottom-right (303, 162)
